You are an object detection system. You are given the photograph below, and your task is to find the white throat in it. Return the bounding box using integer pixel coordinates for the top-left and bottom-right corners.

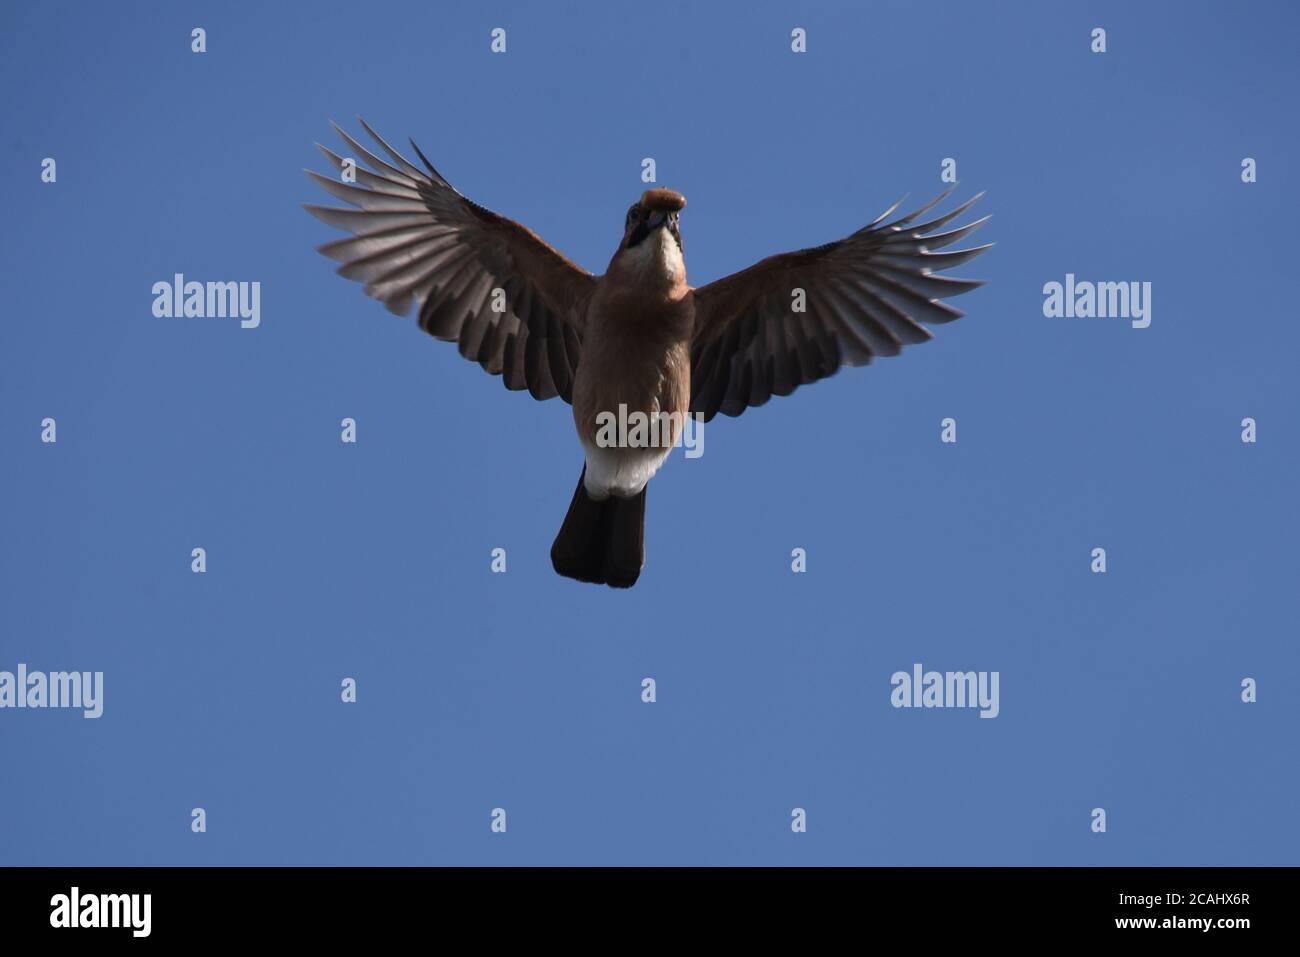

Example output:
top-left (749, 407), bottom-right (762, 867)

top-left (625, 227), bottom-right (684, 287)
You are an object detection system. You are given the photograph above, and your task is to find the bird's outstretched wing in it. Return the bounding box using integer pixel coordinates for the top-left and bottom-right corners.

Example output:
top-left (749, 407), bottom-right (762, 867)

top-left (305, 120), bottom-right (594, 403)
top-left (689, 190), bottom-right (991, 421)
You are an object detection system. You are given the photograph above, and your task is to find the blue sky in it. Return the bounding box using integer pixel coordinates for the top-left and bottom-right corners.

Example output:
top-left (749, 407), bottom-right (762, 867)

top-left (1, 0), bottom-right (1297, 865)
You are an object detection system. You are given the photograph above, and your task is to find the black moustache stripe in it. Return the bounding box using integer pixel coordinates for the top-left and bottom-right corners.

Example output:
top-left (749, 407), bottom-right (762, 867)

top-left (626, 222), bottom-right (682, 250)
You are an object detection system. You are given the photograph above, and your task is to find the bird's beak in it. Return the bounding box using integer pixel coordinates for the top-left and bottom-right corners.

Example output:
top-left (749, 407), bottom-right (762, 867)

top-left (645, 210), bottom-right (668, 230)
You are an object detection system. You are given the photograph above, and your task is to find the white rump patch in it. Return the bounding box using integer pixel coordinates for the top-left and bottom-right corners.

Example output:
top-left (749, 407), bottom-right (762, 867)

top-left (582, 440), bottom-right (671, 500)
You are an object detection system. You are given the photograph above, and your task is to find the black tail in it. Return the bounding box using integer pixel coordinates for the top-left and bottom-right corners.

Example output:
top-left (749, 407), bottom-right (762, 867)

top-left (551, 467), bottom-right (646, 588)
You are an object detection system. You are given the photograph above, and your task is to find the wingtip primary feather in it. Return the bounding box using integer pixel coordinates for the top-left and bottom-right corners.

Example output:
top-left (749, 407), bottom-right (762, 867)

top-left (865, 193), bottom-right (908, 230)
top-left (408, 137), bottom-right (451, 187)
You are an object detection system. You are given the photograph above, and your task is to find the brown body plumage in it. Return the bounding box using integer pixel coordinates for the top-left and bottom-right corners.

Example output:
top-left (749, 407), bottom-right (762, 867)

top-left (574, 189), bottom-right (693, 465)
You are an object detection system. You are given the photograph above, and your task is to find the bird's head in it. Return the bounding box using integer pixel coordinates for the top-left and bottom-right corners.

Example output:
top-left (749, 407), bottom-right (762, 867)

top-left (613, 188), bottom-right (687, 286)
top-left (622, 188), bottom-right (685, 250)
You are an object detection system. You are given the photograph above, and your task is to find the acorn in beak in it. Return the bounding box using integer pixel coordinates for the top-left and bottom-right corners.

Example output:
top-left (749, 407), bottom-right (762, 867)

top-left (641, 188), bottom-right (686, 214)
top-left (626, 188), bottom-right (686, 249)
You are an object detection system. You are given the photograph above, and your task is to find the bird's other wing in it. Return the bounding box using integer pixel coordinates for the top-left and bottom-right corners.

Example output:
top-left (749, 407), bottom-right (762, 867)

top-left (689, 190), bottom-right (991, 421)
top-left (304, 119), bottom-right (595, 403)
